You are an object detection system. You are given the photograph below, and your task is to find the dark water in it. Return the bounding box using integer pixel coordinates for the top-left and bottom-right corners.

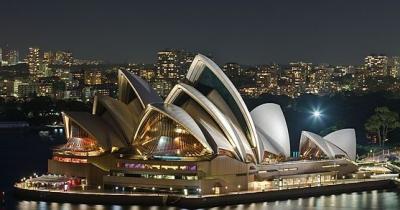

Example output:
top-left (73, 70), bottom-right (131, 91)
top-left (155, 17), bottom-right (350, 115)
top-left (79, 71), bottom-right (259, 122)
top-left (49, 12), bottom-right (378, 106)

top-left (1, 131), bottom-right (400, 210)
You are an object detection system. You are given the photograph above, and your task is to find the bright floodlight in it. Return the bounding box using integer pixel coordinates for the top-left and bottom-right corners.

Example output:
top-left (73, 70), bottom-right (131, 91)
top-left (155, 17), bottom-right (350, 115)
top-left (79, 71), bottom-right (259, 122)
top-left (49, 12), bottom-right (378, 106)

top-left (312, 110), bottom-right (321, 118)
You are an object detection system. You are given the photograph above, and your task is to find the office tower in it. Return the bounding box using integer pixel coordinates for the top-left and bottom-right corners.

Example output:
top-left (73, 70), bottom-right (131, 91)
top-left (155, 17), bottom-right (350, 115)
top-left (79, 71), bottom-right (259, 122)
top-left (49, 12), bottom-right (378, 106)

top-left (84, 70), bottom-right (103, 85)
top-left (364, 55), bottom-right (388, 77)
top-left (43, 51), bottom-right (54, 66)
top-left (389, 56), bottom-right (400, 78)
top-left (55, 51), bottom-right (73, 65)
top-left (306, 64), bottom-right (334, 95)
top-left (154, 49), bottom-right (186, 97)
top-left (223, 63), bottom-right (244, 79)
top-left (1, 47), bottom-right (19, 65)
top-left (256, 64), bottom-right (279, 95)
top-left (156, 50), bottom-right (180, 80)
top-left (27, 47), bottom-right (42, 78)
top-left (286, 62), bottom-right (312, 97)
top-left (43, 51), bottom-right (55, 77)
top-left (8, 49), bottom-right (19, 65)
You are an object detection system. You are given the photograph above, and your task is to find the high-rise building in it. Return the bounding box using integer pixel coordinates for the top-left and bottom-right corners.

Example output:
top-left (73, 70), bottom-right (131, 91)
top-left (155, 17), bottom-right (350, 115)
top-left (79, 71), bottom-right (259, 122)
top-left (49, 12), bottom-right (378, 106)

top-left (154, 49), bottom-right (190, 97)
top-left (306, 64), bottom-right (334, 95)
top-left (27, 47), bottom-right (42, 78)
top-left (180, 51), bottom-right (196, 79)
top-left (285, 62), bottom-right (312, 97)
top-left (139, 68), bottom-right (155, 81)
top-left (389, 56), bottom-right (400, 78)
top-left (353, 66), bottom-right (368, 91)
top-left (255, 64), bottom-right (279, 95)
top-left (333, 65), bottom-right (354, 77)
top-left (223, 63), bottom-right (243, 79)
top-left (84, 70), bottom-right (103, 85)
top-left (156, 50), bottom-right (180, 80)
top-left (0, 79), bottom-right (14, 97)
top-left (1, 47), bottom-right (19, 66)
top-left (7, 49), bottom-right (19, 65)
top-left (55, 51), bottom-right (73, 65)
top-left (43, 51), bottom-right (54, 66)
top-left (364, 55), bottom-right (388, 77)
top-left (14, 80), bottom-right (37, 98)
top-left (42, 51), bottom-right (54, 77)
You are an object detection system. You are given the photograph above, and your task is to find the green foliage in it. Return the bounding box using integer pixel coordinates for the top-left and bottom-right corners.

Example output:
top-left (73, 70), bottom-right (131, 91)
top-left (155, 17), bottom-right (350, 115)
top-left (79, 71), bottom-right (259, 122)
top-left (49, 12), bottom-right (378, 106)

top-left (0, 96), bottom-right (91, 126)
top-left (364, 107), bottom-right (400, 146)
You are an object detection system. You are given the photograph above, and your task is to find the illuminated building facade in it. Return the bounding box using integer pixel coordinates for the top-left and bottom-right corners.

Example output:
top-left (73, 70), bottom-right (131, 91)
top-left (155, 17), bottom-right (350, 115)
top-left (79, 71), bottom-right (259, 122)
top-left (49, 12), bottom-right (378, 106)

top-left (27, 47), bottom-right (42, 78)
top-left (55, 51), bottom-right (74, 65)
top-left (1, 46), bottom-right (19, 66)
top-left (154, 50), bottom-right (181, 97)
top-left (84, 70), bottom-right (103, 85)
top-left (223, 63), bottom-right (243, 80)
top-left (365, 55), bottom-right (388, 77)
top-left (255, 64), bottom-right (279, 96)
top-left (154, 50), bottom-right (196, 97)
top-left (49, 54), bottom-right (358, 195)
top-left (389, 56), bottom-right (400, 78)
top-left (285, 62), bottom-right (312, 97)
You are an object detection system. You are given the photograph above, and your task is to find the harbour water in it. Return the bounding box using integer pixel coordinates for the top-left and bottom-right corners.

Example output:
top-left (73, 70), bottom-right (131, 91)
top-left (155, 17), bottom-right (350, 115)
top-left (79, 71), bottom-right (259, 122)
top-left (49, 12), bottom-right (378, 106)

top-left (9, 190), bottom-right (400, 210)
top-left (1, 132), bottom-right (400, 210)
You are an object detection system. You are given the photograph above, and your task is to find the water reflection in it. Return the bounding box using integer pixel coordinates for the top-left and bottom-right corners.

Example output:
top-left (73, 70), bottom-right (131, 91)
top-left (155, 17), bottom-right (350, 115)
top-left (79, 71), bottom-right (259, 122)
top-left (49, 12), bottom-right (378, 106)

top-left (12, 190), bottom-right (400, 210)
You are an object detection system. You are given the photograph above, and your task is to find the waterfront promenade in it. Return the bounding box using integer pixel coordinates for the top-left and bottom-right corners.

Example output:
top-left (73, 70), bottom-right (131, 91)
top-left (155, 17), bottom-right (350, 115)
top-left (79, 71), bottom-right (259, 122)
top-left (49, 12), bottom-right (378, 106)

top-left (14, 178), bottom-right (399, 208)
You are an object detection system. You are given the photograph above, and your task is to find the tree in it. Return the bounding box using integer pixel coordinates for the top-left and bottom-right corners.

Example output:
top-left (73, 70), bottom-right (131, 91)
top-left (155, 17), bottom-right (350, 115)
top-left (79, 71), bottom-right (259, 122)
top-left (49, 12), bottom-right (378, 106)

top-left (365, 107), bottom-right (400, 147)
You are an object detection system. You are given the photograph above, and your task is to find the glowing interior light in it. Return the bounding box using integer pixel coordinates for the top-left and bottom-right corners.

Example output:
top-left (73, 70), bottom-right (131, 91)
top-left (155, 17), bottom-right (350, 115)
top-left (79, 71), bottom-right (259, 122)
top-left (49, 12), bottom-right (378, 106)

top-left (175, 127), bottom-right (183, 133)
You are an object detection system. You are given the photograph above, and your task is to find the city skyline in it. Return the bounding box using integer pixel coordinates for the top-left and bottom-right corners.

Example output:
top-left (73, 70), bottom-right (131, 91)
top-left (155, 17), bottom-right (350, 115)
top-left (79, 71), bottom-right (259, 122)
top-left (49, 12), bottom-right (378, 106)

top-left (2, 1), bottom-right (400, 209)
top-left (1, 0), bottom-right (400, 64)
top-left (0, 44), bottom-right (398, 66)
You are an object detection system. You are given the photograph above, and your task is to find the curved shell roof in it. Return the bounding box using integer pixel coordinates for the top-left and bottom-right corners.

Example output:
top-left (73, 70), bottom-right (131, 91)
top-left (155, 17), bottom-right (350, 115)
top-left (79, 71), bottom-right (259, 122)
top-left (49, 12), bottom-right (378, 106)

top-left (60, 54), bottom-right (318, 164)
top-left (195, 118), bottom-right (238, 159)
top-left (300, 130), bottom-right (352, 160)
top-left (251, 103), bottom-right (291, 157)
top-left (324, 129), bottom-right (356, 161)
top-left (256, 130), bottom-right (284, 156)
top-left (93, 95), bottom-right (137, 143)
top-left (118, 69), bottom-right (162, 108)
top-left (133, 103), bottom-right (213, 153)
top-left (186, 54), bottom-right (260, 162)
top-left (62, 112), bottom-right (127, 150)
top-left (165, 83), bottom-right (250, 162)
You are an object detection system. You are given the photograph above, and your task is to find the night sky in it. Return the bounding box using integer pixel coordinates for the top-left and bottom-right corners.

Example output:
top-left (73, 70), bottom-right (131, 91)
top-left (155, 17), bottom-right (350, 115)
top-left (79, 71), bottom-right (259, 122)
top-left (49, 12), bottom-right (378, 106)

top-left (1, 0), bottom-right (400, 64)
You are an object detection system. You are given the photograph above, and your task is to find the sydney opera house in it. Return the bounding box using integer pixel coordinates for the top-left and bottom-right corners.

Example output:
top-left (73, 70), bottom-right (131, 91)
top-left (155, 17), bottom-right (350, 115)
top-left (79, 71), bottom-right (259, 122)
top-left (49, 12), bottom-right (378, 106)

top-left (48, 54), bottom-right (358, 195)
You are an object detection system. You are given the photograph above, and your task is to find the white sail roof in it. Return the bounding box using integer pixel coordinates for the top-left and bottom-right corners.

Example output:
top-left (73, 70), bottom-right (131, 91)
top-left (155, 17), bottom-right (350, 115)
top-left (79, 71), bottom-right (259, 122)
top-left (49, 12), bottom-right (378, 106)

top-left (133, 103), bottom-right (213, 153)
top-left (251, 103), bottom-right (291, 158)
top-left (186, 54), bottom-right (260, 162)
top-left (324, 129), bottom-right (357, 161)
top-left (299, 130), bottom-right (355, 160)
